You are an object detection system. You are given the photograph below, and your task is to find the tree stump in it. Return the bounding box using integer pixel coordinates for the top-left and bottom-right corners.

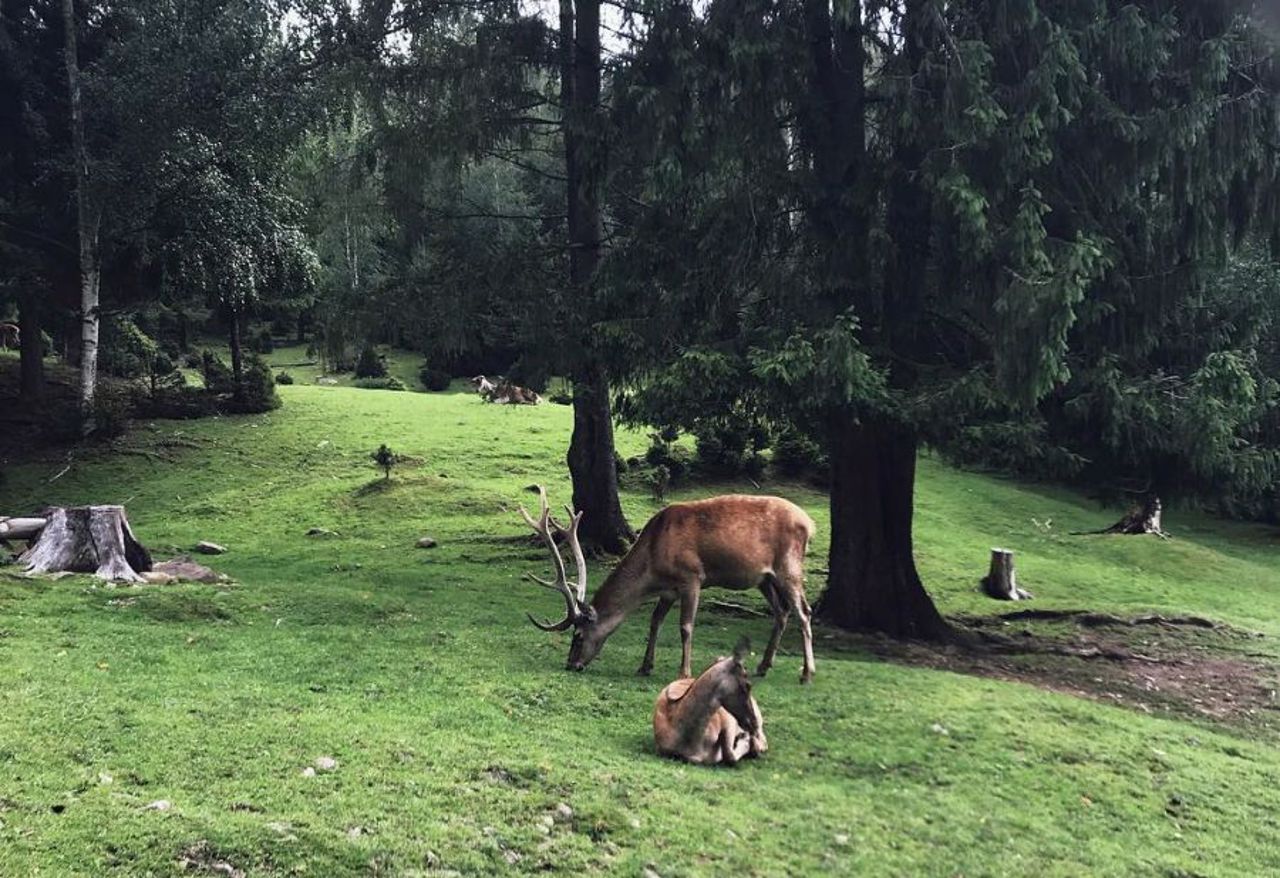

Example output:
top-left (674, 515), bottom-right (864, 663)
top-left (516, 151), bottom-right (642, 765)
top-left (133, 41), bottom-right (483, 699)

top-left (1100, 495), bottom-right (1167, 537)
top-left (982, 548), bottom-right (1032, 601)
top-left (19, 506), bottom-right (152, 582)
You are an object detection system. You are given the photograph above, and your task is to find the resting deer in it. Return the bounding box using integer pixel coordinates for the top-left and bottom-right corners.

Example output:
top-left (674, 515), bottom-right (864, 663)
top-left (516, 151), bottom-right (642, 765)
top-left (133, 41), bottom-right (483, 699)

top-left (0, 323), bottom-right (18, 350)
top-left (654, 640), bottom-right (766, 765)
top-left (518, 486), bottom-right (818, 682)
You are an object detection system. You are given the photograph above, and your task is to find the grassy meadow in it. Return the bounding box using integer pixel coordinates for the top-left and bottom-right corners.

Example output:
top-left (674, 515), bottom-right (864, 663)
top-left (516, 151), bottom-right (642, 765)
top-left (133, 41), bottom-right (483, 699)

top-left (2, 362), bottom-right (1280, 876)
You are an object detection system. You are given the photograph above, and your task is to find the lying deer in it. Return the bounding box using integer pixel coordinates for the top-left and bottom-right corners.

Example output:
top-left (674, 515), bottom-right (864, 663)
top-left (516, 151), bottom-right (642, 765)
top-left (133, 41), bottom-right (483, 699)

top-left (654, 640), bottom-right (766, 765)
top-left (518, 485), bottom-right (817, 682)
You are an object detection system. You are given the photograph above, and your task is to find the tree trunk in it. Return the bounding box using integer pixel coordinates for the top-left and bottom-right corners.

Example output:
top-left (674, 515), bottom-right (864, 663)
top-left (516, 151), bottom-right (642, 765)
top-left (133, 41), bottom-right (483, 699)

top-left (19, 505), bottom-right (152, 582)
top-left (561, 0), bottom-right (631, 552)
top-left (18, 292), bottom-right (44, 401)
top-left (815, 415), bottom-right (951, 639)
top-left (228, 306), bottom-right (245, 399)
top-left (982, 548), bottom-right (1032, 600)
top-left (62, 0), bottom-right (99, 419)
top-left (568, 365), bottom-right (633, 553)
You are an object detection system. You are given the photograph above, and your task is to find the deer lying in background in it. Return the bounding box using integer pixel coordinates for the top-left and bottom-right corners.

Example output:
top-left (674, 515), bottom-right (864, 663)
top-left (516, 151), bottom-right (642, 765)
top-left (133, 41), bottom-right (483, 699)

top-left (0, 323), bottom-right (18, 350)
top-left (654, 640), bottom-right (766, 765)
top-left (470, 375), bottom-right (497, 394)
top-left (518, 486), bottom-right (817, 682)
top-left (486, 381), bottom-right (540, 405)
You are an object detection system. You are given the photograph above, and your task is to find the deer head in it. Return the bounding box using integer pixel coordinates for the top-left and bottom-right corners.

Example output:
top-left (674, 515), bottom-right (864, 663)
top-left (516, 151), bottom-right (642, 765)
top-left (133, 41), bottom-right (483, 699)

top-left (518, 486), bottom-right (600, 670)
top-left (715, 638), bottom-right (759, 735)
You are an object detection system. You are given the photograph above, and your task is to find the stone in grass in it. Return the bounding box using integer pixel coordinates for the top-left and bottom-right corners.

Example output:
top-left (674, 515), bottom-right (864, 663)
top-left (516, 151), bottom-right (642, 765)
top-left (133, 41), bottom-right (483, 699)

top-left (416, 536), bottom-right (438, 549)
top-left (553, 802), bottom-right (573, 823)
top-left (306, 527), bottom-right (340, 538)
top-left (300, 767), bottom-right (316, 778)
top-left (314, 756), bottom-right (338, 772)
top-left (143, 799), bottom-right (172, 811)
top-left (195, 541), bottom-right (227, 555)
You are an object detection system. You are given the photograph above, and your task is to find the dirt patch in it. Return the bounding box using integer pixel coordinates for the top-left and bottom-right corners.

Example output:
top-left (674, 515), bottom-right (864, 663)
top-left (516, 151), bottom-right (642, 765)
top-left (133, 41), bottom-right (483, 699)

top-left (850, 611), bottom-right (1280, 733)
top-left (177, 840), bottom-right (244, 877)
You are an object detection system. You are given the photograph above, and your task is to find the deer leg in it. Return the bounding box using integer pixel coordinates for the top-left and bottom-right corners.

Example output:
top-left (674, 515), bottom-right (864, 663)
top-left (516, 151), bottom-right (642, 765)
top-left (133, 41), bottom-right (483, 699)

top-left (756, 577), bottom-right (790, 678)
top-left (638, 594), bottom-right (675, 676)
top-left (718, 725), bottom-right (740, 766)
top-left (678, 588), bottom-right (700, 678)
top-left (779, 567), bottom-right (816, 683)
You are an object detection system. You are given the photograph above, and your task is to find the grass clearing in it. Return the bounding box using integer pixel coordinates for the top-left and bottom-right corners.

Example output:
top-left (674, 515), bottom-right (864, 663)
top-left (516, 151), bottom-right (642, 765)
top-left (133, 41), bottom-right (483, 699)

top-left (2, 380), bottom-right (1280, 875)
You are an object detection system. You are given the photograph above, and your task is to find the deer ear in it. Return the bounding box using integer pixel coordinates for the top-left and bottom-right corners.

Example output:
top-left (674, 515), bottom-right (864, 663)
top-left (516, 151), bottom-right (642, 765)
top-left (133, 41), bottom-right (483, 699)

top-left (732, 636), bottom-right (751, 664)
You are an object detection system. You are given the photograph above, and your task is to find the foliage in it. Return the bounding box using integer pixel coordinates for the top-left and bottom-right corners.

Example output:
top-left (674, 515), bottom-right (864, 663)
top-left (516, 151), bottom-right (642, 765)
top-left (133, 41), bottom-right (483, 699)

top-left (353, 376), bottom-right (407, 392)
top-left (372, 443), bottom-right (397, 479)
top-left (275, 371), bottom-right (295, 386)
top-left (354, 344), bottom-right (387, 379)
top-left (199, 351), bottom-right (237, 395)
top-left (418, 364), bottom-right (452, 392)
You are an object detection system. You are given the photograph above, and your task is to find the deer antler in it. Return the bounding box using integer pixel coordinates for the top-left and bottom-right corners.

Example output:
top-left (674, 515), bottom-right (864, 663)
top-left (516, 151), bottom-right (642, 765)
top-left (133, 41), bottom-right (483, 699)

top-left (519, 485), bottom-right (583, 631)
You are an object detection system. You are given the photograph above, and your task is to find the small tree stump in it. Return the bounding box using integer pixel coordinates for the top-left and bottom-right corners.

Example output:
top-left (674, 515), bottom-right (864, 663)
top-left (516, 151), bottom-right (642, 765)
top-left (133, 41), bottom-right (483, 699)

top-left (19, 506), bottom-right (152, 582)
top-left (982, 547), bottom-right (1032, 601)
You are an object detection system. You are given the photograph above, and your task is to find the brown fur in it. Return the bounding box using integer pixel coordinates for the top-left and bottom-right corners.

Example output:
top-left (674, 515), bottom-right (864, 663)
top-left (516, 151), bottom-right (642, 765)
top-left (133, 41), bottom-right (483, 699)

top-left (653, 653), bottom-right (767, 765)
top-left (565, 495), bottom-right (819, 683)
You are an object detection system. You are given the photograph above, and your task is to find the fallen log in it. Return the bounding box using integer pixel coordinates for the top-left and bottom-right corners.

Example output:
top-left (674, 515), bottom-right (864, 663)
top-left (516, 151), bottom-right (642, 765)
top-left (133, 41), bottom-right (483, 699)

top-left (19, 506), bottom-right (152, 582)
top-left (0, 517), bottom-right (48, 540)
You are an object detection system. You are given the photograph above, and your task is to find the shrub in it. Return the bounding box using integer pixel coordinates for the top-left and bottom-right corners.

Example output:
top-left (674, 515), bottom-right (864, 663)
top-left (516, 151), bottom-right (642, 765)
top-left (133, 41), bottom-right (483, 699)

top-left (419, 364), bottom-right (452, 391)
top-left (100, 317), bottom-right (157, 379)
top-left (90, 384), bottom-right (134, 438)
top-left (199, 351), bottom-right (236, 394)
top-left (354, 344), bottom-right (387, 378)
top-left (644, 435), bottom-right (691, 482)
top-left (226, 354), bottom-right (281, 413)
top-left (353, 376), bottom-right (407, 391)
top-left (372, 443), bottom-right (397, 479)
top-left (772, 428), bottom-right (829, 479)
top-left (549, 391), bottom-right (572, 406)
top-left (248, 326), bottom-right (275, 354)
top-left (276, 371), bottom-right (295, 385)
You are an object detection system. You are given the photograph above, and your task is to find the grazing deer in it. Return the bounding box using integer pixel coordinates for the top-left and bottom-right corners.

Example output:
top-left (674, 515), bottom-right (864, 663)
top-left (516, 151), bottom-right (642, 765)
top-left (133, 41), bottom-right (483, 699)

top-left (518, 486), bottom-right (818, 683)
top-left (653, 640), bottom-right (766, 765)
top-left (0, 323), bottom-right (18, 350)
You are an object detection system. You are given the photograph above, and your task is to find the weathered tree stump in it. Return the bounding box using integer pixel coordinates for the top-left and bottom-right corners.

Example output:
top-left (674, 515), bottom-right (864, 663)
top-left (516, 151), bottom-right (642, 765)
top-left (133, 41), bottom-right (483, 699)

top-left (19, 506), bottom-right (152, 582)
top-left (1103, 495), bottom-right (1167, 537)
top-left (982, 547), bottom-right (1033, 601)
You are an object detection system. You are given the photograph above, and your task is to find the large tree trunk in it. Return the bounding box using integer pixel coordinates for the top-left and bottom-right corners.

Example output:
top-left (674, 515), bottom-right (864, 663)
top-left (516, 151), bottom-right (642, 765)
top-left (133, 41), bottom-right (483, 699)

top-left (19, 506), bottom-right (151, 582)
top-left (561, 0), bottom-right (631, 552)
top-left (62, 0), bottom-right (99, 419)
top-left (18, 292), bottom-right (44, 401)
top-left (815, 416), bottom-right (951, 639)
top-left (568, 365), bottom-right (633, 553)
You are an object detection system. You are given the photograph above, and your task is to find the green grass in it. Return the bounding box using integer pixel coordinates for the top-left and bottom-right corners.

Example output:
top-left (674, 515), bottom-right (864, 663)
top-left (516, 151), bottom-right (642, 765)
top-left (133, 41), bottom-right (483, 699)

top-left (2, 382), bottom-right (1280, 875)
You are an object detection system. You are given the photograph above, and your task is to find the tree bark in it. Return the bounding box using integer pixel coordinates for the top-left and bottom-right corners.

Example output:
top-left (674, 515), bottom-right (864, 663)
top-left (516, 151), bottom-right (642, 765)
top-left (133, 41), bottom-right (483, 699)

top-left (815, 415), bottom-right (951, 639)
top-left (18, 291), bottom-right (44, 401)
top-left (20, 505), bottom-right (151, 582)
top-left (62, 0), bottom-right (99, 419)
top-left (561, 0), bottom-right (631, 552)
top-left (228, 305), bottom-right (245, 399)
top-left (568, 364), bottom-right (633, 553)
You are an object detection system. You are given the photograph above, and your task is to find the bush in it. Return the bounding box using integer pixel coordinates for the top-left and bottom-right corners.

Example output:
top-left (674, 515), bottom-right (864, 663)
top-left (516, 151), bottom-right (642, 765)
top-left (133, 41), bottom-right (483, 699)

top-left (419, 364), bottom-right (452, 391)
top-left (41, 385), bottom-right (134, 442)
top-left (275, 371), bottom-right (295, 385)
top-left (200, 351), bottom-right (236, 394)
top-left (644, 436), bottom-right (692, 482)
top-left (226, 354), bottom-right (281, 413)
top-left (772, 428), bottom-right (829, 479)
top-left (353, 376), bottom-right (407, 391)
top-left (372, 443), bottom-right (397, 479)
top-left (354, 344), bottom-right (387, 379)
top-left (549, 391), bottom-right (572, 406)
top-left (248, 326), bottom-right (275, 354)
